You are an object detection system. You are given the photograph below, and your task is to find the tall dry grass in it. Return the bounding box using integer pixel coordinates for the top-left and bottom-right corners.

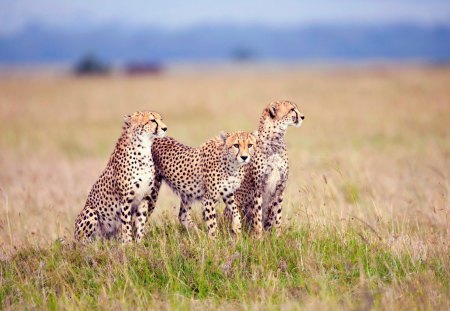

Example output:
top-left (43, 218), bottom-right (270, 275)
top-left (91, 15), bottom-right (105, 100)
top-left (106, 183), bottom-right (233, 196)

top-left (1, 67), bottom-right (448, 246)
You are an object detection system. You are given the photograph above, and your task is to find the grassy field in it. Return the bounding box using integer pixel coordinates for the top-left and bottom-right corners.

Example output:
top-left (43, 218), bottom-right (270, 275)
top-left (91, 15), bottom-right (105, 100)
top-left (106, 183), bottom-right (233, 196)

top-left (0, 66), bottom-right (449, 309)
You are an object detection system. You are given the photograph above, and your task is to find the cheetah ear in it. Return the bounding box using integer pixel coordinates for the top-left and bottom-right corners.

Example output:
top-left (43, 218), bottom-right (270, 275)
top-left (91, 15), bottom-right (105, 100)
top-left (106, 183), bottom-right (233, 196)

top-left (123, 115), bottom-right (132, 127)
top-left (219, 131), bottom-right (229, 142)
top-left (268, 103), bottom-right (277, 118)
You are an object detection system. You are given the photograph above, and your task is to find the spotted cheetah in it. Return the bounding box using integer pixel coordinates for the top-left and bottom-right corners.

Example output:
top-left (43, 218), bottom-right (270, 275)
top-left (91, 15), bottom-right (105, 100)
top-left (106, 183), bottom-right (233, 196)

top-left (74, 111), bottom-right (167, 243)
top-left (226, 100), bottom-right (304, 238)
top-left (148, 131), bottom-right (257, 237)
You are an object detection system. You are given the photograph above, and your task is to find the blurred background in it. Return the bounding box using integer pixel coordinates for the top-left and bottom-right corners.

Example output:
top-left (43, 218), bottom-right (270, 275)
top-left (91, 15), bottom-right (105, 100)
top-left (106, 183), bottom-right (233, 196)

top-left (1, 0), bottom-right (450, 73)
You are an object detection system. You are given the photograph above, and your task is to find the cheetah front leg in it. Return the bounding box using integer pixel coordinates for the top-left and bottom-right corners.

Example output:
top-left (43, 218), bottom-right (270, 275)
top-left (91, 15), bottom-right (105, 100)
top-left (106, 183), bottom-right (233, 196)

top-left (222, 194), bottom-right (241, 235)
top-left (179, 199), bottom-right (196, 230)
top-left (134, 198), bottom-right (149, 242)
top-left (201, 196), bottom-right (218, 238)
top-left (222, 190), bottom-right (244, 226)
top-left (264, 182), bottom-right (286, 234)
top-left (251, 191), bottom-right (264, 239)
top-left (133, 175), bottom-right (162, 241)
top-left (223, 205), bottom-right (232, 224)
top-left (248, 168), bottom-right (264, 239)
top-left (119, 196), bottom-right (134, 244)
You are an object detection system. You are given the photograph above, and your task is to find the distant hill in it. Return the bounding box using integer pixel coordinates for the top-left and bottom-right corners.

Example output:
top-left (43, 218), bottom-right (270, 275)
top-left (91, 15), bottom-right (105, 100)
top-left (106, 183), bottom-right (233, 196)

top-left (1, 23), bottom-right (450, 64)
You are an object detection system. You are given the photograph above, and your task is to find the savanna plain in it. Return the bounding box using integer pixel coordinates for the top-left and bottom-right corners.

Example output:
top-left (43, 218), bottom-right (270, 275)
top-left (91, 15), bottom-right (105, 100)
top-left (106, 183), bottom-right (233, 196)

top-left (0, 66), bottom-right (449, 310)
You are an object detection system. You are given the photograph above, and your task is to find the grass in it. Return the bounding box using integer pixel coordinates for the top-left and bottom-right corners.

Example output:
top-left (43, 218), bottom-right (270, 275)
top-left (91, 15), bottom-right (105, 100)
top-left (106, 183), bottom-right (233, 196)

top-left (1, 222), bottom-right (448, 310)
top-left (0, 66), bottom-right (449, 309)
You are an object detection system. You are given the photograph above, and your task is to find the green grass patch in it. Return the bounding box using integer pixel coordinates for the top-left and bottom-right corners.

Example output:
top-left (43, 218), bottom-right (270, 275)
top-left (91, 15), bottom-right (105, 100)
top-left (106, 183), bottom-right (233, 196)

top-left (0, 224), bottom-right (448, 309)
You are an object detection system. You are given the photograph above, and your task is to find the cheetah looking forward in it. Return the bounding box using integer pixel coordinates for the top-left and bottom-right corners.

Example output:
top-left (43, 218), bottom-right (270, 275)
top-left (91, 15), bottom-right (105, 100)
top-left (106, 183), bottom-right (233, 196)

top-left (74, 111), bottom-right (167, 243)
top-left (149, 131), bottom-right (257, 237)
top-left (229, 100), bottom-right (304, 238)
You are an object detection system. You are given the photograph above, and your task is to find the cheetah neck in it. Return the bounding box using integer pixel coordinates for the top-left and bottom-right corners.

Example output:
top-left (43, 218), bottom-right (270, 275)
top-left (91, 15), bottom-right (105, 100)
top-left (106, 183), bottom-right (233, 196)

top-left (133, 133), bottom-right (153, 150)
top-left (116, 130), bottom-right (154, 160)
top-left (225, 159), bottom-right (241, 175)
top-left (257, 118), bottom-right (287, 154)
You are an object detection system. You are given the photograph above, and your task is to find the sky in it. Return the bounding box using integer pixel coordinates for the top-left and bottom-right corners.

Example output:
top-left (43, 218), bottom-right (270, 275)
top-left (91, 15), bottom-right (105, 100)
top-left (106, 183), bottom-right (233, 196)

top-left (1, 0), bottom-right (450, 35)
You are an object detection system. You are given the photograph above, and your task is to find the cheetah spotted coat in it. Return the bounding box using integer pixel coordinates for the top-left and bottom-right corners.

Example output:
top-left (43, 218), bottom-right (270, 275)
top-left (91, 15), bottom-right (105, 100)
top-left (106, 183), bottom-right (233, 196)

top-left (74, 111), bottom-right (167, 243)
top-left (149, 131), bottom-right (256, 237)
top-left (230, 100), bottom-right (304, 237)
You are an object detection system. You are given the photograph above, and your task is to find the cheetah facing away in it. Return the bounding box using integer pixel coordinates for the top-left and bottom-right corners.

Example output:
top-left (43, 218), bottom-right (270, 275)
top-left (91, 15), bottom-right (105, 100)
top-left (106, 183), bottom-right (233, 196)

top-left (74, 111), bottom-right (167, 243)
top-left (149, 131), bottom-right (257, 237)
top-left (227, 100), bottom-right (304, 238)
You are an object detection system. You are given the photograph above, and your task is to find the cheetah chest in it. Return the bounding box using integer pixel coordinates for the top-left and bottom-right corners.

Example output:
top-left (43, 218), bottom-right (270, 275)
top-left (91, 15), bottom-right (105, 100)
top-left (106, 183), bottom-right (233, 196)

top-left (263, 153), bottom-right (286, 197)
top-left (133, 166), bottom-right (154, 201)
top-left (127, 150), bottom-right (155, 205)
top-left (222, 174), bottom-right (242, 195)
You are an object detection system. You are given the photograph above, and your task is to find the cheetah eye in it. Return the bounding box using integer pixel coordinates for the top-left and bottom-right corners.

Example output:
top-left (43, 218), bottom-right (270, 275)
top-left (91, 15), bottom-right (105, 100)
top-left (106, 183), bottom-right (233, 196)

top-left (233, 144), bottom-right (240, 148)
top-left (248, 144), bottom-right (253, 148)
top-left (150, 119), bottom-right (157, 123)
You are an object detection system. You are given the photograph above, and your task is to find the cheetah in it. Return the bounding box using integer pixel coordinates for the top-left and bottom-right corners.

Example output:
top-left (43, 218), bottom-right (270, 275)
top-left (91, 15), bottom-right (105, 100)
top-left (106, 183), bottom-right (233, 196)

top-left (226, 100), bottom-right (304, 238)
top-left (148, 131), bottom-right (257, 237)
top-left (74, 111), bottom-right (167, 243)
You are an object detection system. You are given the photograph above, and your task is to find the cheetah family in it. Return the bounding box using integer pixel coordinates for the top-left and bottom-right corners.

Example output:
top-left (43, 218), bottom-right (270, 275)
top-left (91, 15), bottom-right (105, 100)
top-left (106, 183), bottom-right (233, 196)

top-left (74, 100), bottom-right (304, 243)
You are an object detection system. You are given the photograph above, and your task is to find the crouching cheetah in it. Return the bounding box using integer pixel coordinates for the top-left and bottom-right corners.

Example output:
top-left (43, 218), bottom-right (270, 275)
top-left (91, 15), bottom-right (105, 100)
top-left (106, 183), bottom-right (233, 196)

top-left (226, 100), bottom-right (304, 238)
top-left (148, 131), bottom-right (257, 237)
top-left (74, 111), bottom-right (167, 243)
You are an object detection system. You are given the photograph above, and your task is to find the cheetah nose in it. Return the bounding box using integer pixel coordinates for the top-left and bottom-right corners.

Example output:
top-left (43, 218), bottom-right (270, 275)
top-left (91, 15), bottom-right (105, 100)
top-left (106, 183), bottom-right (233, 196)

top-left (241, 155), bottom-right (248, 161)
top-left (161, 127), bottom-right (168, 132)
top-left (300, 115), bottom-right (305, 120)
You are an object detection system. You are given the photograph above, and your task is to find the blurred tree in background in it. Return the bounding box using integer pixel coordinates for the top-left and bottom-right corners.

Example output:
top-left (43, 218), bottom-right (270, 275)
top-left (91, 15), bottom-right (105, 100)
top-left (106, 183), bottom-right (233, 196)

top-left (74, 52), bottom-right (110, 75)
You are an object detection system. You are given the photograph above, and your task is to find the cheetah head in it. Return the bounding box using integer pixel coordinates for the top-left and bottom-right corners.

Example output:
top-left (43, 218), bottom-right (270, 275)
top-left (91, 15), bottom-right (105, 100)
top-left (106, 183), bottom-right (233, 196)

top-left (220, 131), bottom-right (257, 165)
top-left (124, 111), bottom-right (167, 139)
top-left (264, 100), bottom-right (304, 131)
